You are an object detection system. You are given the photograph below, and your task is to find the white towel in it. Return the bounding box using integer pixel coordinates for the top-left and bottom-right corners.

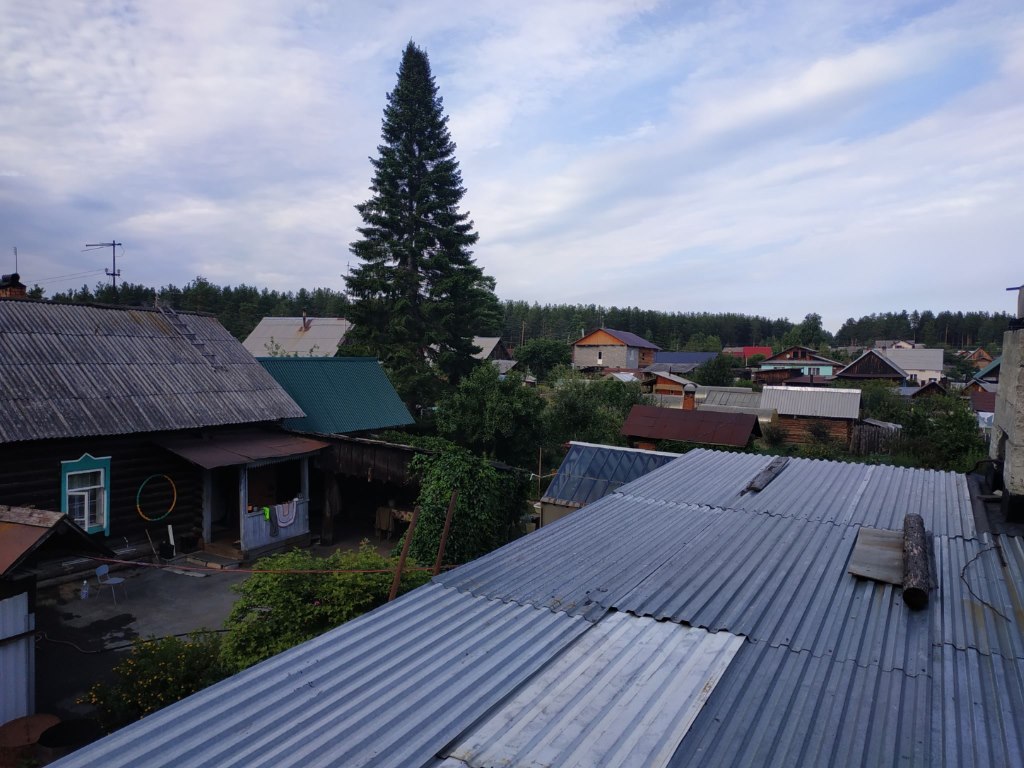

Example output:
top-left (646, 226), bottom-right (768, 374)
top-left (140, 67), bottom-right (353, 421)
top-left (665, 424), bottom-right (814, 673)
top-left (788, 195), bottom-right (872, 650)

top-left (275, 499), bottom-right (297, 527)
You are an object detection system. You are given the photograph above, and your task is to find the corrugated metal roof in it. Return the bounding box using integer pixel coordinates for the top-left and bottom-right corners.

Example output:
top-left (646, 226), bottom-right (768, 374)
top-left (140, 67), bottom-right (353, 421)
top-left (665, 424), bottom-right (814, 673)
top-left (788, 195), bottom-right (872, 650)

top-left (156, 429), bottom-right (329, 469)
top-left (975, 356), bottom-right (1002, 381)
top-left (621, 405), bottom-right (758, 448)
top-left (0, 300), bottom-right (303, 444)
top-left (241, 317), bottom-right (351, 357)
top-left (880, 347), bottom-right (944, 372)
top-left (50, 437), bottom-right (1022, 767)
top-left (700, 386), bottom-right (761, 408)
top-left (541, 441), bottom-right (679, 507)
top-left (760, 385), bottom-right (861, 419)
top-left (51, 584), bottom-right (593, 768)
top-left (440, 612), bottom-right (743, 768)
top-left (654, 351), bottom-right (717, 364)
top-left (258, 357), bottom-right (413, 435)
top-left (620, 448), bottom-right (974, 537)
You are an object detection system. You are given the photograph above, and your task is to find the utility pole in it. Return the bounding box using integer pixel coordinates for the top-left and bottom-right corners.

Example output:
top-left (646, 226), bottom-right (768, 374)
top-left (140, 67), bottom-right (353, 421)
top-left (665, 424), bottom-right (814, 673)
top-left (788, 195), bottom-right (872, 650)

top-left (86, 240), bottom-right (122, 294)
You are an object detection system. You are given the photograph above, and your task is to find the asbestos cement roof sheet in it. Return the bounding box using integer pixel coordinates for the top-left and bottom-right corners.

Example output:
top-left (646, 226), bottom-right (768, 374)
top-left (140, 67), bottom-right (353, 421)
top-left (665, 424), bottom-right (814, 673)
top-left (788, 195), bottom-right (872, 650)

top-left (439, 612), bottom-right (743, 768)
top-left (51, 584), bottom-right (592, 768)
top-left (760, 385), bottom-right (861, 419)
top-left (0, 300), bottom-right (303, 444)
top-left (541, 441), bottom-right (679, 508)
top-left (700, 386), bottom-right (762, 408)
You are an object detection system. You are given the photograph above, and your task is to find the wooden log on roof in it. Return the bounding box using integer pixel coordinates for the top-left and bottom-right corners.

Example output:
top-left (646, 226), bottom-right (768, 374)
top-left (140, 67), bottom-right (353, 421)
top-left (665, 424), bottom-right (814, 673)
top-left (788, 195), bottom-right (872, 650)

top-left (902, 513), bottom-right (929, 610)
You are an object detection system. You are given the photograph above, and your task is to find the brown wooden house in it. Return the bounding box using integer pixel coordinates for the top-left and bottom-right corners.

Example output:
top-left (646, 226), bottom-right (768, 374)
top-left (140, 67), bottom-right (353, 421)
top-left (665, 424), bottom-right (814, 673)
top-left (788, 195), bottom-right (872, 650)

top-left (621, 404), bottom-right (759, 450)
top-left (759, 386), bottom-right (861, 447)
top-left (0, 298), bottom-right (325, 562)
top-left (834, 349), bottom-right (908, 384)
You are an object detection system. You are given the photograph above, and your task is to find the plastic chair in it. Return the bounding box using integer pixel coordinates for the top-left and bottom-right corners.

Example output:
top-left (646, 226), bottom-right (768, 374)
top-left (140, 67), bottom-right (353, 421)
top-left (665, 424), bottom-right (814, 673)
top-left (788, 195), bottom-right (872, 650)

top-left (95, 565), bottom-right (128, 605)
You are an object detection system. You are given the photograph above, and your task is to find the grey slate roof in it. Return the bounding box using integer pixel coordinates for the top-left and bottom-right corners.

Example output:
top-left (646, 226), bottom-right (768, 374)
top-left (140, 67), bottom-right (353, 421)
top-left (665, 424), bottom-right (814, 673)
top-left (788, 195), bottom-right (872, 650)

top-left (541, 441), bottom-right (679, 508)
top-left (0, 299), bottom-right (303, 444)
top-left (880, 346), bottom-right (944, 372)
top-left (699, 385), bottom-right (761, 408)
top-left (760, 384), bottom-right (861, 419)
top-left (53, 448), bottom-right (1020, 768)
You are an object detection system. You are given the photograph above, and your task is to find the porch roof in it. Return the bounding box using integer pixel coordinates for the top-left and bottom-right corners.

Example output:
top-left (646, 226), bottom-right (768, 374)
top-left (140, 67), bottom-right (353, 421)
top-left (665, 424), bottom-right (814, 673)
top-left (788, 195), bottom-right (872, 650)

top-left (157, 429), bottom-right (328, 469)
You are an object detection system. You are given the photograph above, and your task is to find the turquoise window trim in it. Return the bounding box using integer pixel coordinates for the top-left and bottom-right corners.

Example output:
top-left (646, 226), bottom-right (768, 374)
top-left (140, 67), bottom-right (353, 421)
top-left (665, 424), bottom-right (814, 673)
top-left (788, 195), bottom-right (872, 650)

top-left (60, 453), bottom-right (111, 536)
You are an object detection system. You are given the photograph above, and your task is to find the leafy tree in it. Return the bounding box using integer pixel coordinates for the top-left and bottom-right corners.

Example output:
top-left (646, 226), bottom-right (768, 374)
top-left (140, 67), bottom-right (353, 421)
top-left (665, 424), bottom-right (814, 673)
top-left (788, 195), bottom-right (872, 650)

top-left (345, 42), bottom-right (500, 408)
top-left (544, 368), bottom-right (647, 447)
top-left (857, 379), bottom-right (909, 424)
top-left (514, 337), bottom-right (570, 382)
top-left (83, 632), bottom-right (229, 732)
top-left (406, 444), bottom-right (528, 566)
top-left (220, 545), bottom-right (429, 671)
top-left (902, 394), bottom-right (986, 472)
top-left (684, 332), bottom-right (722, 352)
top-left (689, 355), bottom-right (736, 386)
top-left (436, 363), bottom-right (545, 467)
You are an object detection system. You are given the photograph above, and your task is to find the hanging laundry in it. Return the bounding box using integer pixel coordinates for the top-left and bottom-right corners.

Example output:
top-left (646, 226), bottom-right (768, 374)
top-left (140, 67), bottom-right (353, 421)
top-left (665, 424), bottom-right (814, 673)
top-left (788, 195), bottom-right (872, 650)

top-left (276, 498), bottom-right (298, 527)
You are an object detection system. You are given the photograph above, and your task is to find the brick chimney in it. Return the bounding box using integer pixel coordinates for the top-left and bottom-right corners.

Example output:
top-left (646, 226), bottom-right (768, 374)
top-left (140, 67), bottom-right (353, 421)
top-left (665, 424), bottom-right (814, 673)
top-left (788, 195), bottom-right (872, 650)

top-left (0, 273), bottom-right (26, 299)
top-left (682, 382), bottom-right (697, 411)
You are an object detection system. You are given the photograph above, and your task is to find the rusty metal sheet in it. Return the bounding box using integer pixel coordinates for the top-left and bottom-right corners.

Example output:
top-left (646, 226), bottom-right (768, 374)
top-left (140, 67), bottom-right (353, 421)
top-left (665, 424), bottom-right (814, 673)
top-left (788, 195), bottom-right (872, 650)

top-left (848, 527), bottom-right (904, 585)
top-left (621, 405), bottom-right (757, 447)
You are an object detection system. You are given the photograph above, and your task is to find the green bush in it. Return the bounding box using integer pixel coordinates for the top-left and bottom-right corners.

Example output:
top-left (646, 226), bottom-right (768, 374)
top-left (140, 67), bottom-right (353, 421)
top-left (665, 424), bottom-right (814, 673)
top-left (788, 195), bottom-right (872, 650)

top-left (83, 632), bottom-right (229, 732)
top-left (220, 545), bottom-right (430, 671)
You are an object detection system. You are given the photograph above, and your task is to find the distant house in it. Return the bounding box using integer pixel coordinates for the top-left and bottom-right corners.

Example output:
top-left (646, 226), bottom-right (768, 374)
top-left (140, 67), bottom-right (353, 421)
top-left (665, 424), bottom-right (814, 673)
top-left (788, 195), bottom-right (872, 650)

top-left (878, 348), bottom-right (944, 384)
top-left (959, 347), bottom-right (993, 370)
top-left (621, 404), bottom-right (760, 450)
top-left (873, 339), bottom-right (922, 350)
top-left (760, 386), bottom-right (861, 447)
top-left (572, 328), bottom-right (660, 370)
top-left (641, 371), bottom-right (697, 396)
top-left (897, 381), bottom-right (947, 399)
top-left (242, 316), bottom-right (352, 357)
top-left (835, 349), bottom-right (908, 384)
top-left (961, 378), bottom-right (997, 398)
top-left (975, 356), bottom-right (1001, 384)
top-left (754, 346), bottom-right (841, 385)
top-left (0, 299), bottom-right (324, 563)
top-left (722, 345), bottom-right (773, 364)
top-left (472, 336), bottom-right (513, 362)
top-left (539, 442), bottom-right (678, 527)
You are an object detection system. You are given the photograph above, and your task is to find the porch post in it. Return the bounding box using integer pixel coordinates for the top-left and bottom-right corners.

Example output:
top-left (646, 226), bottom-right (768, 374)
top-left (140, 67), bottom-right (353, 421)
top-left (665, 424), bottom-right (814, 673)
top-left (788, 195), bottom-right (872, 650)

top-left (301, 456), bottom-right (310, 502)
top-left (201, 470), bottom-right (213, 545)
top-left (238, 466), bottom-right (248, 551)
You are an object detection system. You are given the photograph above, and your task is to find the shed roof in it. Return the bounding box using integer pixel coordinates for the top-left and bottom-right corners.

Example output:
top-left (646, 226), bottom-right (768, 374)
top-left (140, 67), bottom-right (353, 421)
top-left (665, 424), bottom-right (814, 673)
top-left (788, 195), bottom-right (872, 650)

top-left (258, 357), bottom-right (413, 435)
top-left (52, 449), bottom-right (1018, 768)
top-left (975, 356), bottom-right (1002, 381)
top-left (0, 299), bottom-right (303, 444)
top-left (621, 404), bottom-right (758, 447)
top-left (541, 441), bottom-right (679, 508)
top-left (700, 386), bottom-right (761, 408)
top-left (0, 506), bottom-right (111, 577)
top-left (760, 385), bottom-right (861, 419)
top-left (241, 317), bottom-right (351, 357)
top-left (970, 390), bottom-right (997, 413)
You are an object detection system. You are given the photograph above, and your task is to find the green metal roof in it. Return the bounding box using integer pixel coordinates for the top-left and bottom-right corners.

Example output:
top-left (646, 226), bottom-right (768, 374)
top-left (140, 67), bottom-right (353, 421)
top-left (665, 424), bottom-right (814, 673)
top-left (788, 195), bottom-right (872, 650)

top-left (258, 357), bottom-right (414, 435)
top-left (974, 355), bottom-right (1001, 381)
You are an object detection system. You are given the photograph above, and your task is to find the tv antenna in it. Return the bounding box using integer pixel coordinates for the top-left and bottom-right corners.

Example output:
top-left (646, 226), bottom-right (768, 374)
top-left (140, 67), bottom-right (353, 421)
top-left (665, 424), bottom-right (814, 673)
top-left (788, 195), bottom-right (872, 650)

top-left (12, 246), bottom-right (17, 273)
top-left (85, 240), bottom-right (123, 292)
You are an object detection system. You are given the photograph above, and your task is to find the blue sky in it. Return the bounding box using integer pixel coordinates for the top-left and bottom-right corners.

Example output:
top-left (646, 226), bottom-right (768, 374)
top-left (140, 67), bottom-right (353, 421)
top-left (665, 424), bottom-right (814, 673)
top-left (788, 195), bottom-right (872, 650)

top-left (1, 0), bottom-right (1022, 331)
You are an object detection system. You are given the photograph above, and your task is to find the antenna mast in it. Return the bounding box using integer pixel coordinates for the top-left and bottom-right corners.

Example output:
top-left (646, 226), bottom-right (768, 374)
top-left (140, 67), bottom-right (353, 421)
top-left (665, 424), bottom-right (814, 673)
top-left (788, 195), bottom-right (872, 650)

top-left (85, 240), bottom-right (123, 293)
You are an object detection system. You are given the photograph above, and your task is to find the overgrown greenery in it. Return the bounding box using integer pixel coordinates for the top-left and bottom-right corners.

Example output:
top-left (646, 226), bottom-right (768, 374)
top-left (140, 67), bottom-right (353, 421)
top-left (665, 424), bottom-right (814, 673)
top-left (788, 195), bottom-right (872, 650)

top-left (405, 444), bottom-right (529, 566)
top-left (513, 337), bottom-right (571, 382)
top-left (543, 367), bottom-right (648, 449)
top-left (220, 545), bottom-right (430, 671)
top-left (688, 355), bottom-right (738, 386)
top-left (83, 632), bottom-right (230, 732)
top-left (436, 364), bottom-right (545, 467)
top-left (344, 42), bottom-right (500, 408)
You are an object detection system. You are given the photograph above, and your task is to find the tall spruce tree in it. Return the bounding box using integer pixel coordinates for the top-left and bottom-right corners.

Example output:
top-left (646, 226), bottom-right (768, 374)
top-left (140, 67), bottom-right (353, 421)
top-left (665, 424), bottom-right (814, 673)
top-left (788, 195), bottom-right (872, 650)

top-left (346, 42), bottom-right (499, 408)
